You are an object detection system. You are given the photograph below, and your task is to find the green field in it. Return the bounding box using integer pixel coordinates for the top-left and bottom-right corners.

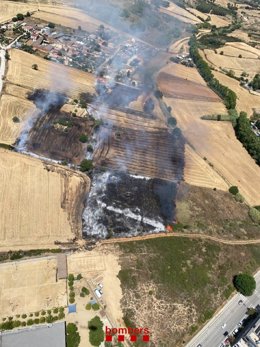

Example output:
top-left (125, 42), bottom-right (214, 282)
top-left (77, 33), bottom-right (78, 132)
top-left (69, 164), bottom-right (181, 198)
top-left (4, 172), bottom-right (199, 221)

top-left (118, 237), bottom-right (260, 347)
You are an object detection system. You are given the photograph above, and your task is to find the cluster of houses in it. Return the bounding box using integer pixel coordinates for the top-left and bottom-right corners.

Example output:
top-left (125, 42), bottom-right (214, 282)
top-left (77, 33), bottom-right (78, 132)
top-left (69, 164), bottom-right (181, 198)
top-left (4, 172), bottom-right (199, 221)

top-left (170, 53), bottom-right (195, 67)
top-left (98, 39), bottom-right (157, 89)
top-left (1, 15), bottom-right (156, 92)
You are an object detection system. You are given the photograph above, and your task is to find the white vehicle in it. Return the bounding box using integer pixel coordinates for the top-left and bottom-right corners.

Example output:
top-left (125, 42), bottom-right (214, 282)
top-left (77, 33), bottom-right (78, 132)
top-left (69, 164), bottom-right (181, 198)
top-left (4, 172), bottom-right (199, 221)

top-left (98, 283), bottom-right (103, 289)
top-left (222, 323), bottom-right (227, 329)
top-left (94, 289), bottom-right (102, 298)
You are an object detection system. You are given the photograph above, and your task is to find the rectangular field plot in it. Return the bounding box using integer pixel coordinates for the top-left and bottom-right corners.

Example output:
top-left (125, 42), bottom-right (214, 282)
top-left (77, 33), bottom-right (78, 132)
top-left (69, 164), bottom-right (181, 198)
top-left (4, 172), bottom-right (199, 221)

top-left (0, 258), bottom-right (66, 317)
top-left (0, 150), bottom-right (89, 250)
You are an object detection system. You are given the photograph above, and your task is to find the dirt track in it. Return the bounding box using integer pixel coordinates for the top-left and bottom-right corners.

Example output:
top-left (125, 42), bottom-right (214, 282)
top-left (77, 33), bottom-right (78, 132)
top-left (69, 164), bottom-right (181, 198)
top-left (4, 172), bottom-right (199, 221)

top-left (101, 232), bottom-right (260, 246)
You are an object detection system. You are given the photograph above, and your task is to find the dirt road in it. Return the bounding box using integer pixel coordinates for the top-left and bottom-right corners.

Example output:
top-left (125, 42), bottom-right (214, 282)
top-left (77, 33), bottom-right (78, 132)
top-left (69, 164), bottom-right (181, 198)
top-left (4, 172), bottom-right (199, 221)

top-left (100, 232), bottom-right (260, 246)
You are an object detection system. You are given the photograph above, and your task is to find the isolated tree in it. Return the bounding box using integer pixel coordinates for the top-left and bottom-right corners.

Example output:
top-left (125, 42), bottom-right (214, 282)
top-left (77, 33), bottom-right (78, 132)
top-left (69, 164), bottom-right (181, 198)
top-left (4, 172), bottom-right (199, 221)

top-left (48, 22), bottom-right (55, 29)
top-left (229, 186), bottom-right (239, 195)
top-left (79, 134), bottom-right (88, 143)
top-left (66, 323), bottom-right (80, 347)
top-left (80, 159), bottom-right (93, 172)
top-left (16, 13), bottom-right (24, 21)
top-left (88, 316), bottom-right (104, 347)
top-left (32, 64), bottom-right (38, 70)
top-left (5, 52), bottom-right (10, 60)
top-left (233, 273), bottom-right (256, 296)
top-left (12, 116), bottom-right (20, 123)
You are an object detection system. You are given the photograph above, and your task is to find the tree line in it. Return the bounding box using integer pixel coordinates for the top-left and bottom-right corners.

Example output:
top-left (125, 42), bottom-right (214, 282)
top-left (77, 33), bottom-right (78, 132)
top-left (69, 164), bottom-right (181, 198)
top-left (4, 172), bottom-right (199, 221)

top-left (235, 112), bottom-right (260, 165)
top-left (189, 36), bottom-right (237, 109)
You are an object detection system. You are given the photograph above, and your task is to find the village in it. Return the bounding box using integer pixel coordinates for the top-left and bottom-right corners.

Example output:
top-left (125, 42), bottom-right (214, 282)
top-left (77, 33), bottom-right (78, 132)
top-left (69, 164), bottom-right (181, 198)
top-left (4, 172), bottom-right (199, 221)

top-left (0, 12), bottom-right (157, 91)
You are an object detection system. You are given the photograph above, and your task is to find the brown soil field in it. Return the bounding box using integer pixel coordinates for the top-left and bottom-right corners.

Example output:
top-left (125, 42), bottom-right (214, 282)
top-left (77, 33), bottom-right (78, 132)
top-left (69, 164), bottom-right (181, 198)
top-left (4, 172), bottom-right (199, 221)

top-left (160, 3), bottom-right (201, 24)
top-left (214, 70), bottom-right (260, 115)
top-left (0, 257), bottom-right (66, 318)
top-left (0, 95), bottom-right (36, 145)
top-left (157, 63), bottom-right (260, 205)
top-left (0, 149), bottom-right (90, 251)
top-left (158, 71), bottom-right (220, 101)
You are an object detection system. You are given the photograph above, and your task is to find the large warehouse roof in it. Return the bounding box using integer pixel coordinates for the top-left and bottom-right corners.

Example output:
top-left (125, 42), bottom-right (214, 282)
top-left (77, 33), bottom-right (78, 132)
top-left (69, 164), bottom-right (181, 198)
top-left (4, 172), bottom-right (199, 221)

top-left (0, 322), bottom-right (66, 347)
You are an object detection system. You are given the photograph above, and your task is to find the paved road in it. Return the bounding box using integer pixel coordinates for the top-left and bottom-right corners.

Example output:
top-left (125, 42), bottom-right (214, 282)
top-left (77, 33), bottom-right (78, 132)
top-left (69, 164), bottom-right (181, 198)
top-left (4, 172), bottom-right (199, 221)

top-left (0, 34), bottom-right (26, 94)
top-left (186, 271), bottom-right (260, 347)
top-left (0, 48), bottom-right (6, 94)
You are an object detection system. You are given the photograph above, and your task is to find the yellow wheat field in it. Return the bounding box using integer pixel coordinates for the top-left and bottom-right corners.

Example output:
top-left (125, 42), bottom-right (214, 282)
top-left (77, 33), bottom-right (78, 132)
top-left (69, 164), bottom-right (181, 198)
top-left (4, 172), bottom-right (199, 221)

top-left (187, 7), bottom-right (231, 27)
top-left (203, 49), bottom-right (260, 79)
top-left (0, 95), bottom-right (36, 145)
top-left (7, 49), bottom-right (95, 97)
top-left (33, 4), bottom-right (119, 33)
top-left (160, 3), bottom-right (201, 24)
top-left (214, 70), bottom-right (260, 115)
top-left (0, 1), bottom-right (37, 23)
top-left (1, 49), bottom-right (95, 145)
top-left (0, 150), bottom-right (90, 251)
top-left (158, 63), bottom-right (260, 205)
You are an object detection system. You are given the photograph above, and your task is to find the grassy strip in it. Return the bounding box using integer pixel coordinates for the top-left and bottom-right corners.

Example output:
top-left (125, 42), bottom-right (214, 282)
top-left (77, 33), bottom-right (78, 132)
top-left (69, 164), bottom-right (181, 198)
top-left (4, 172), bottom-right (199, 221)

top-left (0, 249), bottom-right (62, 262)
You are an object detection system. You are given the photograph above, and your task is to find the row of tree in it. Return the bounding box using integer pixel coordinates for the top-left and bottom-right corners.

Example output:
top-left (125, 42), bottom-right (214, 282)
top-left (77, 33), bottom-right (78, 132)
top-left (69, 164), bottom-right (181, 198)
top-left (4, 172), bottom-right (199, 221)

top-left (249, 74), bottom-right (260, 91)
top-left (189, 36), bottom-right (237, 109)
top-left (196, 1), bottom-right (233, 16)
top-left (235, 112), bottom-right (260, 165)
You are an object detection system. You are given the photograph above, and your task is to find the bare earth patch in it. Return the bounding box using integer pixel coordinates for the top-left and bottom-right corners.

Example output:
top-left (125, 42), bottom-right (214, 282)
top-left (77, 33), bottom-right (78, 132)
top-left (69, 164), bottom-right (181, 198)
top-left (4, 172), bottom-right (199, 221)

top-left (0, 257), bottom-right (66, 318)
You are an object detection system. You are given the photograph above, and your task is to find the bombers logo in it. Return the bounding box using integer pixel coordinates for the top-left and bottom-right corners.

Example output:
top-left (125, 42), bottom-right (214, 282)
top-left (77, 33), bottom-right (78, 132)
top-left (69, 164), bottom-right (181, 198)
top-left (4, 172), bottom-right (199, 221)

top-left (105, 326), bottom-right (150, 343)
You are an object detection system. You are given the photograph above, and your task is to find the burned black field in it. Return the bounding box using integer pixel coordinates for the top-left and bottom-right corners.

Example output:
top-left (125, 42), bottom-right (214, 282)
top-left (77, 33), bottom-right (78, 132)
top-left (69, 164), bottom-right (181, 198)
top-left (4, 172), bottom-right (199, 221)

top-left (27, 110), bottom-right (95, 164)
top-left (17, 77), bottom-right (185, 239)
top-left (83, 171), bottom-right (178, 238)
top-left (19, 90), bottom-right (96, 164)
top-left (94, 125), bottom-right (185, 182)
